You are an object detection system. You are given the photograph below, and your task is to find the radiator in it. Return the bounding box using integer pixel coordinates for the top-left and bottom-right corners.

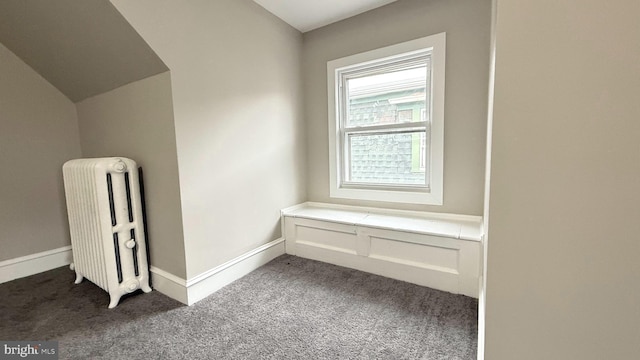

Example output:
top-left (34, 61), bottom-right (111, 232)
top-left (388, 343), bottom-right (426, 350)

top-left (63, 157), bottom-right (151, 308)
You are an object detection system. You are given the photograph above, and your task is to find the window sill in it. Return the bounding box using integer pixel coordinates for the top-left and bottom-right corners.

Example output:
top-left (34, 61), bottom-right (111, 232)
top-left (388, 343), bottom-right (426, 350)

top-left (330, 186), bottom-right (443, 206)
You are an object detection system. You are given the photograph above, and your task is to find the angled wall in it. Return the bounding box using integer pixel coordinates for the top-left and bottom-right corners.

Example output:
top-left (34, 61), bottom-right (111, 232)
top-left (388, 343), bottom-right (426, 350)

top-left (111, 0), bottom-right (307, 279)
top-left (0, 43), bottom-right (82, 261)
top-left (0, 0), bottom-right (185, 280)
top-left (75, 72), bottom-right (187, 279)
top-left (0, 0), bottom-right (168, 102)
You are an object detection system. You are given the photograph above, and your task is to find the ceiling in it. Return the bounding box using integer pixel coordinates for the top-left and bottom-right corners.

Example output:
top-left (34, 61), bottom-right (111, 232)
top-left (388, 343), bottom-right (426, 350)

top-left (0, 0), bottom-right (167, 102)
top-left (253, 0), bottom-right (398, 33)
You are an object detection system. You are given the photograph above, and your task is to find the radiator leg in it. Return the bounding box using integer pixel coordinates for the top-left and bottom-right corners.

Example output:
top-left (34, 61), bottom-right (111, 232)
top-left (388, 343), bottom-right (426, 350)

top-left (140, 281), bottom-right (152, 293)
top-left (74, 271), bottom-right (84, 284)
top-left (108, 292), bottom-right (122, 309)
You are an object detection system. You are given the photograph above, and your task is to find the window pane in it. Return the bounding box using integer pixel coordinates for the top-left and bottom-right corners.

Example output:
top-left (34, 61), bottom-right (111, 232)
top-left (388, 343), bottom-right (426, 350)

top-left (348, 131), bottom-right (426, 186)
top-left (346, 66), bottom-right (427, 128)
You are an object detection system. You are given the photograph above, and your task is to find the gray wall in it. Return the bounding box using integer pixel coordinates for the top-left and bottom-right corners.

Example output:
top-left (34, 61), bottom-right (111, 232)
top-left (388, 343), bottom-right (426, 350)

top-left (0, 42), bottom-right (82, 261)
top-left (485, 0), bottom-right (640, 358)
top-left (111, 0), bottom-right (307, 279)
top-left (303, 0), bottom-right (492, 215)
top-left (75, 72), bottom-right (187, 279)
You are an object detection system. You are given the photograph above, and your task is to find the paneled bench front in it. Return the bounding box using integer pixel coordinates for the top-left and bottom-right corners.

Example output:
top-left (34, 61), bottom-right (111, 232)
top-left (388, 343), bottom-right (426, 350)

top-left (281, 203), bottom-right (483, 298)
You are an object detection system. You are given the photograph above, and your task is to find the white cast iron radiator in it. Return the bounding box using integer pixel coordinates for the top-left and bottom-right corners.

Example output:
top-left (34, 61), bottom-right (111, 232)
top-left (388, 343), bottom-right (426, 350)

top-left (63, 157), bottom-right (151, 308)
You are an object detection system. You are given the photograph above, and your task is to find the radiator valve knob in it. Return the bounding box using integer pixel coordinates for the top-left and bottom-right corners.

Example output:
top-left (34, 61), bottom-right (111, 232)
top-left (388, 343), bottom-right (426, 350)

top-left (112, 159), bottom-right (127, 173)
top-left (125, 280), bottom-right (140, 293)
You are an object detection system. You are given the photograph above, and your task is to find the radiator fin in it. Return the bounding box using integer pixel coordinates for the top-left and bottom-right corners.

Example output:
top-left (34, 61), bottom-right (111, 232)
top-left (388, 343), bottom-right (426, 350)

top-left (64, 160), bottom-right (109, 291)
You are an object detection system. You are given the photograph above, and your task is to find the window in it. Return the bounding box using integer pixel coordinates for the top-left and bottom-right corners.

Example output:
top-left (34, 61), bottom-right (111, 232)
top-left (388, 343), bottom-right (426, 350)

top-left (327, 33), bottom-right (445, 205)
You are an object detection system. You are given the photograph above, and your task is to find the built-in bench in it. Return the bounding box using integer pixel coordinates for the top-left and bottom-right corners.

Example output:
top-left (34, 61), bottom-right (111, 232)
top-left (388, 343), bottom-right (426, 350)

top-left (281, 202), bottom-right (483, 298)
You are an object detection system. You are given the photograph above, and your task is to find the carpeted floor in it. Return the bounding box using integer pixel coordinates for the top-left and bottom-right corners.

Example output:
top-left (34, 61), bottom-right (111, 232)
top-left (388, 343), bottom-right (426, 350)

top-left (0, 255), bottom-right (478, 359)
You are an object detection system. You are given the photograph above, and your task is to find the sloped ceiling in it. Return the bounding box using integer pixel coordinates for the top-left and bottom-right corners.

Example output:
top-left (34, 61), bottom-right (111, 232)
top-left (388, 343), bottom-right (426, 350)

top-left (0, 0), bottom-right (168, 102)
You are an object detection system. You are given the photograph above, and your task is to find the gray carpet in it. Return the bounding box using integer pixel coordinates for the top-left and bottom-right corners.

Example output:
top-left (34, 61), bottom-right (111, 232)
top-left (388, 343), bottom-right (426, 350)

top-left (0, 255), bottom-right (477, 359)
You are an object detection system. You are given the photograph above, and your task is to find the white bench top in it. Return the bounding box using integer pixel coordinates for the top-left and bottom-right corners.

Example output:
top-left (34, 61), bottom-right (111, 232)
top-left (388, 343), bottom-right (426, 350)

top-left (282, 202), bottom-right (483, 242)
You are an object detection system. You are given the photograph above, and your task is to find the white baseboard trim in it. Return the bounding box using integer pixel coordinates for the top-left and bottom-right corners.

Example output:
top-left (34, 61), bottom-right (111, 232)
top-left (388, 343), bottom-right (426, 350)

top-left (149, 238), bottom-right (286, 306)
top-left (149, 266), bottom-right (188, 304)
top-left (0, 246), bottom-right (73, 284)
top-left (186, 238), bottom-right (285, 305)
top-left (0, 239), bottom-right (284, 306)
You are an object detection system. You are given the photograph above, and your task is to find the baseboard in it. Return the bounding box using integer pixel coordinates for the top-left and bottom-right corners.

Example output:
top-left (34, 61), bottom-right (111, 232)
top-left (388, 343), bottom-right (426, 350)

top-left (149, 238), bottom-right (286, 306)
top-left (0, 240), bottom-right (284, 305)
top-left (292, 241), bottom-right (479, 298)
top-left (186, 238), bottom-right (285, 305)
top-left (0, 246), bottom-right (73, 284)
top-left (149, 266), bottom-right (189, 304)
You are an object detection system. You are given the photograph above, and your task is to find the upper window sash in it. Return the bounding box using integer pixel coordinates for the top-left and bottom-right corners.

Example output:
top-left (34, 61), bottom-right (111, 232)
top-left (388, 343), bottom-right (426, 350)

top-left (337, 53), bottom-right (432, 132)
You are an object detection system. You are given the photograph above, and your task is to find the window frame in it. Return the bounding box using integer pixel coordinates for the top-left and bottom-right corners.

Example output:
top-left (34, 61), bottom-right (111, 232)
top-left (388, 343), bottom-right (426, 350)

top-left (327, 33), bottom-right (446, 205)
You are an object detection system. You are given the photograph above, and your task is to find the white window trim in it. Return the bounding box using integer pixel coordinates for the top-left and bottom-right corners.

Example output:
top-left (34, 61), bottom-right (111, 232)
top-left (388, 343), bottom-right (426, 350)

top-left (327, 33), bottom-right (445, 205)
